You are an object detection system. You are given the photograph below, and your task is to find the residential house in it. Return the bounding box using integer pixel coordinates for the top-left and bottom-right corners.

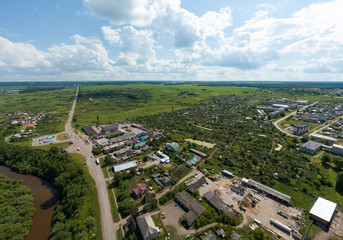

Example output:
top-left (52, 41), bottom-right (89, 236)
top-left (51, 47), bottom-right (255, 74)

top-left (137, 213), bottom-right (159, 240)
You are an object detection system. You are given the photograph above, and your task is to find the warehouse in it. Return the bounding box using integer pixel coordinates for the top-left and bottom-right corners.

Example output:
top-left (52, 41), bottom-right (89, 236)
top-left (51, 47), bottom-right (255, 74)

top-left (111, 161), bottom-right (137, 173)
top-left (310, 197), bottom-right (337, 229)
top-left (299, 140), bottom-right (322, 155)
top-left (245, 179), bottom-right (291, 205)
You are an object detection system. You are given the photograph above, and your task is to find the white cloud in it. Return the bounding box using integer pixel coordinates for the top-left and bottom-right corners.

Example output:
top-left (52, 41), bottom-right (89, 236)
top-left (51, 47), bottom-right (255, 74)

top-left (85, 0), bottom-right (232, 50)
top-left (0, 35), bottom-right (114, 76)
top-left (0, 36), bottom-right (49, 69)
top-left (83, 0), bottom-right (178, 27)
top-left (102, 26), bottom-right (157, 66)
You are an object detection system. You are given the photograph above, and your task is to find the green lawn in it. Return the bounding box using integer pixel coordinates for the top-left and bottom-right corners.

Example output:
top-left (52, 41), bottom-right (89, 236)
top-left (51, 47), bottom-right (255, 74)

top-left (107, 183), bottom-right (121, 222)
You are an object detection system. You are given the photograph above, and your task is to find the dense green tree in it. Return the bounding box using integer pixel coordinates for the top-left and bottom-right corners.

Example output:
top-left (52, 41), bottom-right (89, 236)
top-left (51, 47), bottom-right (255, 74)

top-left (336, 172), bottom-right (343, 193)
top-left (104, 154), bottom-right (113, 166)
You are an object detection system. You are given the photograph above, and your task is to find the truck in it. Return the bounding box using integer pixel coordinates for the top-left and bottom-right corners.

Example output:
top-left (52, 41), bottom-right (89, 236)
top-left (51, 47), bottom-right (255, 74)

top-left (95, 159), bottom-right (100, 165)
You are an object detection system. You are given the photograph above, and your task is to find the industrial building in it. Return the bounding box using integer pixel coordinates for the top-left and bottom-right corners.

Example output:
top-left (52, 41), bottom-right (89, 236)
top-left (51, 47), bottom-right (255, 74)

top-left (82, 125), bottom-right (97, 136)
top-left (310, 133), bottom-right (338, 143)
top-left (244, 179), bottom-right (291, 205)
top-left (310, 197), bottom-right (337, 229)
top-left (175, 191), bottom-right (206, 227)
top-left (293, 123), bottom-right (310, 135)
top-left (299, 140), bottom-right (322, 155)
top-left (331, 144), bottom-right (343, 156)
top-left (111, 161), bottom-right (137, 173)
top-left (101, 123), bottom-right (118, 132)
top-left (156, 150), bottom-right (170, 164)
top-left (203, 191), bottom-right (236, 218)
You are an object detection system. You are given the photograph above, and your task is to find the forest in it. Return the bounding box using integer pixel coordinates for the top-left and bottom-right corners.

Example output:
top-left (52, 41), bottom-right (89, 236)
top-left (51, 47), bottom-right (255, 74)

top-left (0, 174), bottom-right (34, 240)
top-left (0, 139), bottom-right (99, 240)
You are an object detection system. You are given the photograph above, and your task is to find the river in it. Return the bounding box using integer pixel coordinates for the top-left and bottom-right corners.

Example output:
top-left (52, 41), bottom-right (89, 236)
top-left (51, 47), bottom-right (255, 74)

top-left (0, 166), bottom-right (57, 240)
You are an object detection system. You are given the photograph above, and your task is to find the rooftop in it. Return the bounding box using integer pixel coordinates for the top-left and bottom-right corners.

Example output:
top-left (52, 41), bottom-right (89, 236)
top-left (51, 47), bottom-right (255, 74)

top-left (137, 213), bottom-right (159, 240)
top-left (247, 179), bottom-right (291, 204)
top-left (300, 140), bottom-right (322, 150)
top-left (310, 133), bottom-right (338, 142)
top-left (111, 161), bottom-right (137, 172)
top-left (310, 197), bottom-right (337, 222)
top-left (175, 191), bottom-right (206, 216)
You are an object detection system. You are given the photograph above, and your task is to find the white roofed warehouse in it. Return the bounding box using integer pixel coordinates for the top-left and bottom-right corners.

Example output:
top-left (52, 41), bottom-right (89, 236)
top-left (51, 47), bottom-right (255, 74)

top-left (310, 197), bottom-right (337, 229)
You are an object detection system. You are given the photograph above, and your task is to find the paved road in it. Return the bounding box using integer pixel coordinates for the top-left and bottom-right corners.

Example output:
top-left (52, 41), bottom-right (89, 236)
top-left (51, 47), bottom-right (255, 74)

top-left (310, 116), bottom-right (343, 136)
top-left (272, 102), bottom-right (317, 137)
top-left (65, 86), bottom-right (115, 240)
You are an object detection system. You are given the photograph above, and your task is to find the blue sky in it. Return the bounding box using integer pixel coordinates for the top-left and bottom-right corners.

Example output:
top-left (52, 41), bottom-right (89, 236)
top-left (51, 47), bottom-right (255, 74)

top-left (0, 0), bottom-right (342, 81)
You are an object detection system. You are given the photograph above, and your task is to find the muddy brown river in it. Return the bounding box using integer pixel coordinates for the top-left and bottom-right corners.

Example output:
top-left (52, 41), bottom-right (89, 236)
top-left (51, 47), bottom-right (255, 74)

top-left (0, 166), bottom-right (57, 240)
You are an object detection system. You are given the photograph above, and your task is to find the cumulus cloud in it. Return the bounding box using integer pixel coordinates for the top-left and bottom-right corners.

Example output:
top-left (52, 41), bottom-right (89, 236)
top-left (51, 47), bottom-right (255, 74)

top-left (83, 0), bottom-right (178, 27)
top-left (85, 0), bottom-right (232, 50)
top-left (0, 34), bottom-right (114, 75)
top-left (0, 36), bottom-right (49, 69)
top-left (102, 26), bottom-right (157, 66)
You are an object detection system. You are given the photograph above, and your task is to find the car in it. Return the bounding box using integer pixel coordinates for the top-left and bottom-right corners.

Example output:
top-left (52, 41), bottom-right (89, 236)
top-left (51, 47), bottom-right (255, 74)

top-left (185, 235), bottom-right (190, 239)
top-left (175, 203), bottom-right (178, 207)
top-left (84, 162), bottom-right (88, 166)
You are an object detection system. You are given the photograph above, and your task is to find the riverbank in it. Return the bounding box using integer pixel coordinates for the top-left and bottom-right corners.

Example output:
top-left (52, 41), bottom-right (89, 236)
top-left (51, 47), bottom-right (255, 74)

top-left (0, 166), bottom-right (56, 240)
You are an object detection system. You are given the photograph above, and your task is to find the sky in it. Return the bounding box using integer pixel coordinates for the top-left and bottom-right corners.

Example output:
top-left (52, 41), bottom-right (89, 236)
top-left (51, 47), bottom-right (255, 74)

top-left (0, 0), bottom-right (342, 82)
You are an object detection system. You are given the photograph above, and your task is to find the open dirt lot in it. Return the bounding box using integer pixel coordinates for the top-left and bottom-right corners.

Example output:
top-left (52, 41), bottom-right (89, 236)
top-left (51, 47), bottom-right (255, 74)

top-left (160, 201), bottom-right (186, 240)
top-left (198, 177), bottom-right (302, 240)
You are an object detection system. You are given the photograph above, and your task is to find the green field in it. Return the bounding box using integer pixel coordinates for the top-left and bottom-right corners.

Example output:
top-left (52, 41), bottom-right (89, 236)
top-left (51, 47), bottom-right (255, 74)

top-left (0, 87), bottom-right (74, 115)
top-left (72, 84), bottom-right (256, 129)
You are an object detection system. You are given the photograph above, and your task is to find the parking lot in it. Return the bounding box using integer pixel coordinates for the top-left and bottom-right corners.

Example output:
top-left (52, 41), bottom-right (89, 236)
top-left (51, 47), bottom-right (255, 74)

top-left (160, 201), bottom-right (186, 240)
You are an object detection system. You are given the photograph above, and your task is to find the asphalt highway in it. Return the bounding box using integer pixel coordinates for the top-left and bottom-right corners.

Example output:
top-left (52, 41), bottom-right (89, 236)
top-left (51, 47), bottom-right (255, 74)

top-left (65, 86), bottom-right (115, 240)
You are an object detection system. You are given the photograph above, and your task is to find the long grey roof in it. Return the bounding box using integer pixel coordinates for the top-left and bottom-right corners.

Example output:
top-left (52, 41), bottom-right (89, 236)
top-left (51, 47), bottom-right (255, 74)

top-left (247, 179), bottom-right (291, 204)
top-left (175, 191), bottom-right (206, 216)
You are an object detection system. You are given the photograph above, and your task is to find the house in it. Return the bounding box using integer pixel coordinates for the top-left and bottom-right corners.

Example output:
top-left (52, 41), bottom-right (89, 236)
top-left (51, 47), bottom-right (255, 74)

top-left (175, 191), bottom-right (206, 227)
top-left (310, 197), bottom-right (337, 229)
top-left (111, 161), bottom-right (137, 173)
top-left (299, 140), bottom-right (322, 155)
top-left (331, 144), bottom-right (343, 156)
top-left (137, 213), bottom-right (159, 240)
top-left (132, 183), bottom-right (147, 198)
top-left (186, 156), bottom-right (201, 167)
top-left (215, 228), bottom-right (226, 238)
top-left (293, 123), bottom-right (310, 135)
top-left (230, 231), bottom-right (243, 240)
top-left (203, 233), bottom-right (216, 240)
top-left (165, 142), bottom-right (179, 152)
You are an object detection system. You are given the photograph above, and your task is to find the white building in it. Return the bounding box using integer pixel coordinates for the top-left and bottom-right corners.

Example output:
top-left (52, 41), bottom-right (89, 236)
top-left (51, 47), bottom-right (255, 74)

top-left (331, 144), bottom-right (343, 156)
top-left (137, 213), bottom-right (159, 240)
top-left (310, 197), bottom-right (337, 229)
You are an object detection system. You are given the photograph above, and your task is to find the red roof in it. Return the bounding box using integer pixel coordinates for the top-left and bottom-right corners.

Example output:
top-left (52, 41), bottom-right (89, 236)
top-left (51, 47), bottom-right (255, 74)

top-left (132, 183), bottom-right (147, 197)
